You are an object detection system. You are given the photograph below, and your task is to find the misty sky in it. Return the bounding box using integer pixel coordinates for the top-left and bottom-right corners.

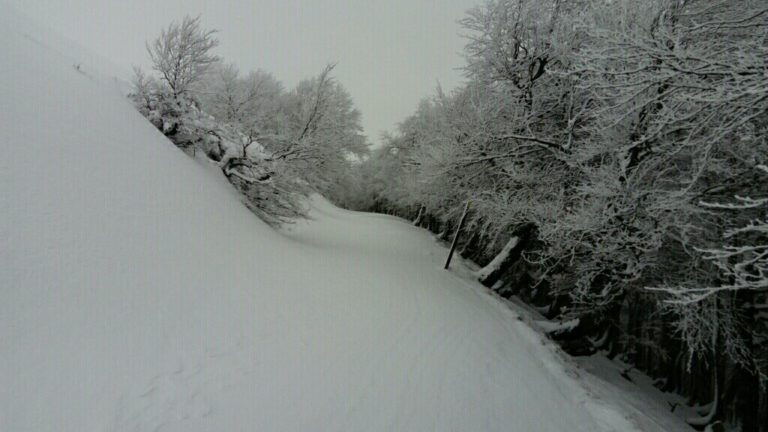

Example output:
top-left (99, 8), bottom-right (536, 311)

top-left (5, 0), bottom-right (479, 145)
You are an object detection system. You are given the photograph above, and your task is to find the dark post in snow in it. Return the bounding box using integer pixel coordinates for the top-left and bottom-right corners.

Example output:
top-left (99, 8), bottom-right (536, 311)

top-left (444, 200), bottom-right (470, 270)
top-left (412, 205), bottom-right (425, 226)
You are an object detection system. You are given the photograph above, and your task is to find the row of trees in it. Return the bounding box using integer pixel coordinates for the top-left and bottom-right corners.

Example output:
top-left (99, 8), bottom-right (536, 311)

top-left (130, 16), bottom-right (368, 225)
top-left (352, 0), bottom-right (767, 430)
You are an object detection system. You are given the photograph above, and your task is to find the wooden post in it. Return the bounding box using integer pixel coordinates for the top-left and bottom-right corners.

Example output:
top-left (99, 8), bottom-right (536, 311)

top-left (444, 200), bottom-right (470, 270)
top-left (413, 205), bottom-right (425, 226)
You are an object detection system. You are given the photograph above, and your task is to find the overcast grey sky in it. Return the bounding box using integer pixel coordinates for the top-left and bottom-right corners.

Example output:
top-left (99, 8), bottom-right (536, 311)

top-left (6, 0), bottom-right (478, 145)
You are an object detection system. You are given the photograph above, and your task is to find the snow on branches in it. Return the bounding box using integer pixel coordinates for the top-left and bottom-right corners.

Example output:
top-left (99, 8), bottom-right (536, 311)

top-left (354, 0), bottom-right (768, 402)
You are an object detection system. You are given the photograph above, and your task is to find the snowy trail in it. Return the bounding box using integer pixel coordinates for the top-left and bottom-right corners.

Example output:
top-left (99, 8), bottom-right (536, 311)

top-left (262, 199), bottom-right (638, 432)
top-left (105, 199), bottom-right (639, 432)
top-left (0, 6), bottom-right (680, 431)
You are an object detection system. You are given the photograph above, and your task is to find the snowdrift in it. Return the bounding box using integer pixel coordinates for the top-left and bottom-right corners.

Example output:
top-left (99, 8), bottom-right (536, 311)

top-left (1, 6), bottom-right (691, 432)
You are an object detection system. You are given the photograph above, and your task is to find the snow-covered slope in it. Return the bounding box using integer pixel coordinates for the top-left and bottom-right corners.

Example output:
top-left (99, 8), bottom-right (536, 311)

top-left (1, 7), bottom-right (691, 432)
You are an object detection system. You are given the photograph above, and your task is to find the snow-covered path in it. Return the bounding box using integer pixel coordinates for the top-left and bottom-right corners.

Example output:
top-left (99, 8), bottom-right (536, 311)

top-left (0, 6), bottom-right (686, 431)
top-left (267, 199), bottom-right (637, 432)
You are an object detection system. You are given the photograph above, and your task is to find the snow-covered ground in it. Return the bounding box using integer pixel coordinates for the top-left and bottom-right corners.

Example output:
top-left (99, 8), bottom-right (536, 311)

top-left (1, 6), bottom-right (693, 431)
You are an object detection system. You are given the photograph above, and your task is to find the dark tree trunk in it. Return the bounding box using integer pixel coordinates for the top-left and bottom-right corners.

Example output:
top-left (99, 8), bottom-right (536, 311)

top-left (444, 201), bottom-right (471, 270)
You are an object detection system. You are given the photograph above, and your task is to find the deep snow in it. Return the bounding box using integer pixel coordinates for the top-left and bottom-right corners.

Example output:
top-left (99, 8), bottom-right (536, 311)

top-left (1, 6), bottom-right (693, 431)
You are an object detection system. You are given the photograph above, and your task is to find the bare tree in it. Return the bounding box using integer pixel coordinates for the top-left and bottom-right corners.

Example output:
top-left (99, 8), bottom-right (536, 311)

top-left (147, 15), bottom-right (219, 97)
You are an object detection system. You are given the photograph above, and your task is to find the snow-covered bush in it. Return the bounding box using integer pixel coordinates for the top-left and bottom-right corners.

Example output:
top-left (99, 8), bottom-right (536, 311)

top-left (129, 76), bottom-right (306, 225)
top-left (129, 17), bottom-right (306, 225)
top-left (131, 17), bottom-right (371, 224)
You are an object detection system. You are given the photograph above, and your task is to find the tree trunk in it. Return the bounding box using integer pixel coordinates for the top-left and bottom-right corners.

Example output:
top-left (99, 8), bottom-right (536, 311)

top-left (478, 222), bottom-right (536, 288)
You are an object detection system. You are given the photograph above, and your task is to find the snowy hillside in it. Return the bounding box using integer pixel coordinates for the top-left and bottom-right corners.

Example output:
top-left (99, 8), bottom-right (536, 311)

top-left (1, 7), bottom-right (693, 432)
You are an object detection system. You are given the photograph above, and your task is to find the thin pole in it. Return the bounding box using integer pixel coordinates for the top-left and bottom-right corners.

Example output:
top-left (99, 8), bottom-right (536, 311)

top-left (444, 200), bottom-right (470, 270)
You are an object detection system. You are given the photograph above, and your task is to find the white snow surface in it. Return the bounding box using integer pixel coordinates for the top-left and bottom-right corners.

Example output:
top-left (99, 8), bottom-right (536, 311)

top-left (1, 8), bottom-right (692, 432)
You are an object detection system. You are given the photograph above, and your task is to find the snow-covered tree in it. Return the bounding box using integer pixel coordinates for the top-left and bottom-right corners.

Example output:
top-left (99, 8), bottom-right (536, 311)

top-left (201, 63), bottom-right (283, 141)
top-left (146, 15), bottom-right (219, 97)
top-left (130, 18), bottom-right (307, 225)
top-left (353, 1), bottom-right (768, 428)
top-left (267, 64), bottom-right (370, 200)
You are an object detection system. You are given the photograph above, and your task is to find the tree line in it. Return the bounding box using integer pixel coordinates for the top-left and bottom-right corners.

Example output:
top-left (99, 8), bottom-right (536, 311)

top-left (130, 16), bottom-right (369, 225)
top-left (349, 1), bottom-right (767, 430)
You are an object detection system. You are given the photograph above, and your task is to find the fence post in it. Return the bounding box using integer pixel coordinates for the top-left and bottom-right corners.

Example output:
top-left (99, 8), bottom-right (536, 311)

top-left (413, 205), bottom-right (425, 226)
top-left (444, 200), bottom-right (470, 270)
